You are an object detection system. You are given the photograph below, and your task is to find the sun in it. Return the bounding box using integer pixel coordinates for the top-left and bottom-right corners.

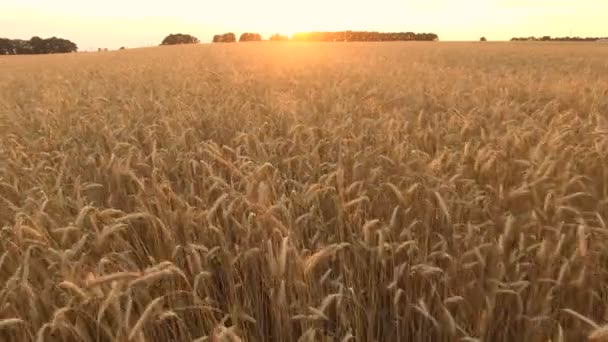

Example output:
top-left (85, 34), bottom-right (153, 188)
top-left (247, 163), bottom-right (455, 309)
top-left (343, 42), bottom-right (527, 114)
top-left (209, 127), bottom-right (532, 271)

top-left (231, 3), bottom-right (340, 38)
top-left (258, 19), bottom-right (311, 38)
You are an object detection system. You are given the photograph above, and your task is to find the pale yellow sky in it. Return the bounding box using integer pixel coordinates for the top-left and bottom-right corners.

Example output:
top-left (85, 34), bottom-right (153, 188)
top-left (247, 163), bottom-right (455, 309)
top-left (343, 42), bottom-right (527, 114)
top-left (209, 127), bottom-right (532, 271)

top-left (2, 0), bottom-right (607, 50)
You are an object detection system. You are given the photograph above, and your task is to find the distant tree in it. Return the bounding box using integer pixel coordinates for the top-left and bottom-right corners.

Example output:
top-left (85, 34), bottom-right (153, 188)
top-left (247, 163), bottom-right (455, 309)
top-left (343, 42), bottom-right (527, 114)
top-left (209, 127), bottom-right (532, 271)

top-left (291, 31), bottom-right (438, 42)
top-left (119, 46), bottom-right (126, 50)
top-left (239, 33), bottom-right (262, 42)
top-left (46, 37), bottom-right (78, 53)
top-left (0, 36), bottom-right (77, 54)
top-left (0, 38), bottom-right (14, 55)
top-left (12, 40), bottom-right (32, 54)
top-left (161, 33), bottom-right (200, 45)
top-left (223, 33), bottom-right (236, 43)
top-left (480, 37), bottom-right (487, 42)
top-left (511, 35), bottom-right (607, 42)
top-left (269, 34), bottom-right (289, 41)
top-left (212, 33), bottom-right (237, 43)
top-left (29, 36), bottom-right (44, 53)
top-left (415, 33), bottom-right (439, 41)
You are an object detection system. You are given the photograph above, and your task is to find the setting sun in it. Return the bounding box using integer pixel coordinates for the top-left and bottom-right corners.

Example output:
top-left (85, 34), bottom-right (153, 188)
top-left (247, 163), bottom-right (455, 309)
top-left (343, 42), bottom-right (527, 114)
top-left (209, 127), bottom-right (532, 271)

top-left (3, 0), bottom-right (607, 49)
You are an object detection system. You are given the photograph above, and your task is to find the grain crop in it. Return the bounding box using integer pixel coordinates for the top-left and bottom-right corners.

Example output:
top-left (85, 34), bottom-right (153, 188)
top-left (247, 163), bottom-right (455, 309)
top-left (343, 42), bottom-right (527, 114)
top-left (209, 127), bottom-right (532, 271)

top-left (1, 42), bottom-right (608, 341)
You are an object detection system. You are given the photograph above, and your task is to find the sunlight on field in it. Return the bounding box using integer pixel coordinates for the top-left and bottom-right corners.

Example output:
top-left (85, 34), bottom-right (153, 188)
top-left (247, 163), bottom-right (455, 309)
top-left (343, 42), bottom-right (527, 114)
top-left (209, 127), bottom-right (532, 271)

top-left (1, 42), bottom-right (608, 341)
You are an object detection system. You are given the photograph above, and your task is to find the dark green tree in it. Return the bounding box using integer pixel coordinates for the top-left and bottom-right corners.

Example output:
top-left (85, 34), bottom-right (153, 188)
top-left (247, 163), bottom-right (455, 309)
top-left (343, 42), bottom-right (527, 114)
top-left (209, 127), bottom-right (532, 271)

top-left (212, 33), bottom-right (237, 43)
top-left (480, 37), bottom-right (487, 42)
top-left (161, 33), bottom-right (200, 45)
top-left (222, 33), bottom-right (236, 43)
top-left (13, 39), bottom-right (33, 54)
top-left (0, 36), bottom-right (76, 54)
top-left (0, 38), bottom-right (14, 55)
top-left (239, 33), bottom-right (262, 42)
top-left (29, 36), bottom-right (44, 53)
top-left (45, 37), bottom-right (78, 53)
top-left (291, 31), bottom-right (439, 42)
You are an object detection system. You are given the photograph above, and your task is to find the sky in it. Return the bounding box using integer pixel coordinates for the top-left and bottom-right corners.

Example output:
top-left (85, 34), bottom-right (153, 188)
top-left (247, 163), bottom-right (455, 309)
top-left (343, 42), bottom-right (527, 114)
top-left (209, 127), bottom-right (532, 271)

top-left (2, 0), bottom-right (607, 50)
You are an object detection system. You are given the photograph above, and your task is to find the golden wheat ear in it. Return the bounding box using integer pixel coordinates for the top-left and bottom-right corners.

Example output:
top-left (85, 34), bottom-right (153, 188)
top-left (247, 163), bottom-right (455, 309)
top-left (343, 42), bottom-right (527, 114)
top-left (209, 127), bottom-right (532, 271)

top-left (590, 326), bottom-right (608, 342)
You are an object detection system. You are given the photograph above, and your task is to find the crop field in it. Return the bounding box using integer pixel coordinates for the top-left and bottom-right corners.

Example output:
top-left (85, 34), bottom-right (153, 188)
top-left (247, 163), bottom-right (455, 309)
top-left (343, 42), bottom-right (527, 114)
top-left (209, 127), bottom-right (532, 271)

top-left (1, 42), bottom-right (608, 341)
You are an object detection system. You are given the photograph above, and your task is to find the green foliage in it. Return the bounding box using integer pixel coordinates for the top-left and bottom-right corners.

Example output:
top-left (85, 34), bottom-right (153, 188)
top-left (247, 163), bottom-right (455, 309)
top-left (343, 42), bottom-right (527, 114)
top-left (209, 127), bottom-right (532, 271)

top-left (239, 33), bottom-right (262, 42)
top-left (161, 33), bottom-right (200, 46)
top-left (0, 36), bottom-right (77, 55)
top-left (212, 33), bottom-right (237, 43)
top-left (511, 35), bottom-right (608, 41)
top-left (0, 38), bottom-right (13, 55)
top-left (291, 31), bottom-right (439, 42)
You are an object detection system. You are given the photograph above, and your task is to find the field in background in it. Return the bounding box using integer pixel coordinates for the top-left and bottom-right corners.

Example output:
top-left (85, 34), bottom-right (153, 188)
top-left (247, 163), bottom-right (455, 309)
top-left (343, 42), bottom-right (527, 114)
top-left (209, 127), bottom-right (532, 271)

top-left (1, 42), bottom-right (608, 341)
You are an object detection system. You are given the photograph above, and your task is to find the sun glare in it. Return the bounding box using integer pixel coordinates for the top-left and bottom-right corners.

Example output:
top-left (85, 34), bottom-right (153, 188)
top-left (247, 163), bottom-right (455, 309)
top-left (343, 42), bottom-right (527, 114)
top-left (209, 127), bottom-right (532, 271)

top-left (214, 1), bottom-right (355, 39)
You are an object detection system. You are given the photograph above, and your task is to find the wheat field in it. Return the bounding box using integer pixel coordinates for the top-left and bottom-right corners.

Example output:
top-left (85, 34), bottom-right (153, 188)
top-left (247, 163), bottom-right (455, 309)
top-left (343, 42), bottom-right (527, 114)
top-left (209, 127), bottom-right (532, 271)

top-left (1, 42), bottom-right (608, 341)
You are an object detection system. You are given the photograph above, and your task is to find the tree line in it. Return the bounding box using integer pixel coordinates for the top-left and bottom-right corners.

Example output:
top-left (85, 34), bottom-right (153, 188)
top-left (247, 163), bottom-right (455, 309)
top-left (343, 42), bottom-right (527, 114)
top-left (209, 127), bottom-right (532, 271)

top-left (160, 30), bottom-right (439, 45)
top-left (511, 36), bottom-right (608, 42)
top-left (212, 33), bottom-right (237, 43)
top-left (161, 33), bottom-right (200, 45)
top-left (291, 31), bottom-right (439, 42)
top-left (0, 36), bottom-right (78, 55)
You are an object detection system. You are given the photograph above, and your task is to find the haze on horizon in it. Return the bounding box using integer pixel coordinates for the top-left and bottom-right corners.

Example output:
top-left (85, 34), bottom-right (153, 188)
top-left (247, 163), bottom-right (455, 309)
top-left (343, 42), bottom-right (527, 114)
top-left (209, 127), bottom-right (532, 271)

top-left (2, 0), bottom-right (607, 50)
